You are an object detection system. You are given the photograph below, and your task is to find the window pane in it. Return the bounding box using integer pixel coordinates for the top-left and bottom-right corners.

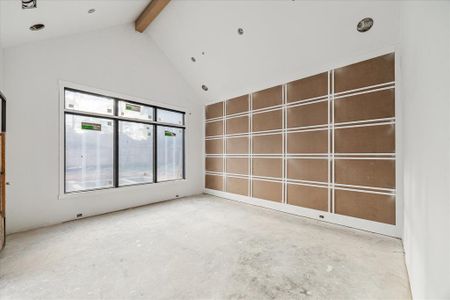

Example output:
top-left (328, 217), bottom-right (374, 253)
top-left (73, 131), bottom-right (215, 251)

top-left (119, 122), bottom-right (153, 186)
top-left (65, 115), bottom-right (114, 192)
top-left (157, 126), bottom-right (184, 181)
top-left (65, 90), bottom-right (114, 115)
top-left (118, 101), bottom-right (154, 121)
top-left (157, 109), bottom-right (184, 125)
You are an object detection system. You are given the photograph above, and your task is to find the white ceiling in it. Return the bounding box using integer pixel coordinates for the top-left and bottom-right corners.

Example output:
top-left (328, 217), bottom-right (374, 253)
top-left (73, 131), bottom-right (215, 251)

top-left (0, 0), bottom-right (148, 48)
top-left (146, 0), bottom-right (401, 103)
top-left (0, 0), bottom-right (402, 103)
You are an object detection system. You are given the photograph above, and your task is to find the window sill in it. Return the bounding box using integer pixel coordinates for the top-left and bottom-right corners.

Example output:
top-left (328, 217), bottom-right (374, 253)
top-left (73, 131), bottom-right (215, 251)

top-left (58, 179), bottom-right (187, 200)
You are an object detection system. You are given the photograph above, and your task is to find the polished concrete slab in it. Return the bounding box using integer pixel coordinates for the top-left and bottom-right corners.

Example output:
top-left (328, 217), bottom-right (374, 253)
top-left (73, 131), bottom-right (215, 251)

top-left (0, 194), bottom-right (411, 299)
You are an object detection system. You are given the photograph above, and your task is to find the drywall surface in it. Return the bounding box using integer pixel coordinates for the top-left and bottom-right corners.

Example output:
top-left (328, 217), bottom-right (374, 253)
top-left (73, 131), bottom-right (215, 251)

top-left (0, 0), bottom-right (149, 48)
top-left (147, 0), bottom-right (401, 103)
top-left (3, 24), bottom-right (203, 233)
top-left (400, 2), bottom-right (450, 299)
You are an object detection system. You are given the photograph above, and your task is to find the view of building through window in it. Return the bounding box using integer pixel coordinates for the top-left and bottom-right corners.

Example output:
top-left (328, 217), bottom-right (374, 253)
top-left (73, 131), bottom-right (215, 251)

top-left (157, 126), bottom-right (184, 181)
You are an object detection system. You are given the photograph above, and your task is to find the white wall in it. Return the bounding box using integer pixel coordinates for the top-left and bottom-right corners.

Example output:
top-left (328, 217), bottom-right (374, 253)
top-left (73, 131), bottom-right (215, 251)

top-left (400, 1), bottom-right (450, 299)
top-left (3, 24), bottom-right (204, 234)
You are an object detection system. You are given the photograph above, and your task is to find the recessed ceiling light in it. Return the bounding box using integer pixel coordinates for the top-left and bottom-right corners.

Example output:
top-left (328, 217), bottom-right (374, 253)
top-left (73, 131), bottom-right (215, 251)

top-left (202, 85), bottom-right (208, 91)
top-left (357, 17), bottom-right (374, 32)
top-left (88, 8), bottom-right (96, 14)
top-left (22, 0), bottom-right (37, 9)
top-left (29, 23), bottom-right (45, 31)
top-left (191, 57), bottom-right (196, 62)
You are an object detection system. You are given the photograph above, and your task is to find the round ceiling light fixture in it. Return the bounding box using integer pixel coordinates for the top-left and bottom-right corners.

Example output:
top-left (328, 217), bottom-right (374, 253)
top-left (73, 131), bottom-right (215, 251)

top-left (237, 28), bottom-right (244, 35)
top-left (191, 57), bottom-right (196, 62)
top-left (201, 85), bottom-right (208, 91)
top-left (29, 23), bottom-right (45, 31)
top-left (88, 8), bottom-right (96, 14)
top-left (357, 17), bottom-right (374, 32)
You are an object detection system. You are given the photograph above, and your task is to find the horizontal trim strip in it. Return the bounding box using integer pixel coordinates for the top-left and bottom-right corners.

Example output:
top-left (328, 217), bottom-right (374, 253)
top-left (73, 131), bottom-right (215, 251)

top-left (334, 84), bottom-right (395, 100)
top-left (333, 81), bottom-right (395, 97)
top-left (286, 95), bottom-right (328, 106)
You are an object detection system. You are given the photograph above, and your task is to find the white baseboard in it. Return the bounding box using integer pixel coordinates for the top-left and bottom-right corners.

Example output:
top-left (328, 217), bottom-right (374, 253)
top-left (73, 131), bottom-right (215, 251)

top-left (205, 189), bottom-right (401, 238)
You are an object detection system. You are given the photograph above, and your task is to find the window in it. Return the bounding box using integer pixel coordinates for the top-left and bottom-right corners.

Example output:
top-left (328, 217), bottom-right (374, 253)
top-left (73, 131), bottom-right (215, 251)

top-left (118, 101), bottom-right (154, 121)
top-left (119, 122), bottom-right (153, 186)
top-left (157, 126), bottom-right (184, 181)
top-left (157, 109), bottom-right (184, 125)
top-left (65, 115), bottom-right (114, 192)
top-left (65, 89), bottom-right (114, 115)
top-left (63, 88), bottom-right (185, 193)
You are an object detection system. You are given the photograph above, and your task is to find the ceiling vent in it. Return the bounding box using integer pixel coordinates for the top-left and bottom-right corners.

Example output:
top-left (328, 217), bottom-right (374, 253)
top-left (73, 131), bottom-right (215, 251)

top-left (22, 0), bottom-right (37, 9)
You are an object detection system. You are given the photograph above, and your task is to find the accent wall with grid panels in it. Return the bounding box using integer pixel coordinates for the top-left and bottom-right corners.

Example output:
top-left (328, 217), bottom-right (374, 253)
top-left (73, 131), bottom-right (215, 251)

top-left (205, 53), bottom-right (396, 232)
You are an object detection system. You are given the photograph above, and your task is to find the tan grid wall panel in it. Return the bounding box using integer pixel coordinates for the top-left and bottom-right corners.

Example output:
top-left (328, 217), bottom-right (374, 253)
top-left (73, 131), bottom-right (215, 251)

top-left (334, 190), bottom-right (396, 225)
top-left (205, 157), bottom-right (223, 173)
top-left (252, 85), bottom-right (283, 110)
top-left (287, 101), bottom-right (328, 128)
top-left (253, 180), bottom-right (282, 202)
top-left (334, 89), bottom-right (395, 123)
top-left (334, 124), bottom-right (395, 154)
top-left (252, 109), bottom-right (283, 132)
top-left (226, 137), bottom-right (249, 154)
top-left (226, 95), bottom-right (249, 115)
top-left (205, 102), bottom-right (223, 120)
top-left (205, 120), bottom-right (223, 137)
top-left (226, 177), bottom-right (249, 196)
top-left (226, 158), bottom-right (249, 175)
top-left (287, 159), bottom-right (328, 183)
top-left (252, 158), bottom-right (283, 178)
top-left (287, 130), bottom-right (328, 154)
top-left (205, 139), bottom-right (223, 154)
top-left (226, 116), bottom-right (249, 135)
top-left (205, 52), bottom-right (396, 227)
top-left (335, 159), bottom-right (395, 189)
top-left (287, 184), bottom-right (328, 212)
top-left (334, 53), bottom-right (395, 93)
top-left (205, 175), bottom-right (223, 191)
top-left (253, 134), bottom-right (283, 154)
top-left (287, 72), bottom-right (328, 102)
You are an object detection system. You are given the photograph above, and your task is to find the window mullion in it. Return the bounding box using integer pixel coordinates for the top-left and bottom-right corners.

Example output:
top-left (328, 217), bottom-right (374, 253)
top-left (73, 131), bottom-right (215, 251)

top-left (113, 99), bottom-right (119, 188)
top-left (154, 108), bottom-right (158, 183)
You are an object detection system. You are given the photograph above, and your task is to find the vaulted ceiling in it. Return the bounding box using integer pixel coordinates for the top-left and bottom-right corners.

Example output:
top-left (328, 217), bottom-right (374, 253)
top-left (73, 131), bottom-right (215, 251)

top-left (0, 0), bottom-right (148, 48)
top-left (0, 0), bottom-right (401, 103)
top-left (145, 1), bottom-right (401, 103)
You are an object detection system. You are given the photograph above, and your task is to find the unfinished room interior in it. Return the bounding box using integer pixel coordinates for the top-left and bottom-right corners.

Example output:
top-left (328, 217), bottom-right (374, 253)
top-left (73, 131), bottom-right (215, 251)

top-left (0, 0), bottom-right (449, 299)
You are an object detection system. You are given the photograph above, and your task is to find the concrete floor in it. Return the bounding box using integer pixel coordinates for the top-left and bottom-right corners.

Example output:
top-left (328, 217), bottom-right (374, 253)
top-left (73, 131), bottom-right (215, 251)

top-left (0, 194), bottom-right (411, 299)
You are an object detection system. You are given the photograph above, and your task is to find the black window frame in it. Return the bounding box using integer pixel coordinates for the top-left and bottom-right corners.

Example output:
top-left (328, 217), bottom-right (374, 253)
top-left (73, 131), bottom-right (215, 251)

top-left (63, 88), bottom-right (186, 194)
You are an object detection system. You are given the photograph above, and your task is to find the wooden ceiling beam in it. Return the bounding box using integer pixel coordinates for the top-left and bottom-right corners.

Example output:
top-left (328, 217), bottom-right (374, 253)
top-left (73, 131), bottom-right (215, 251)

top-left (135, 0), bottom-right (171, 33)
